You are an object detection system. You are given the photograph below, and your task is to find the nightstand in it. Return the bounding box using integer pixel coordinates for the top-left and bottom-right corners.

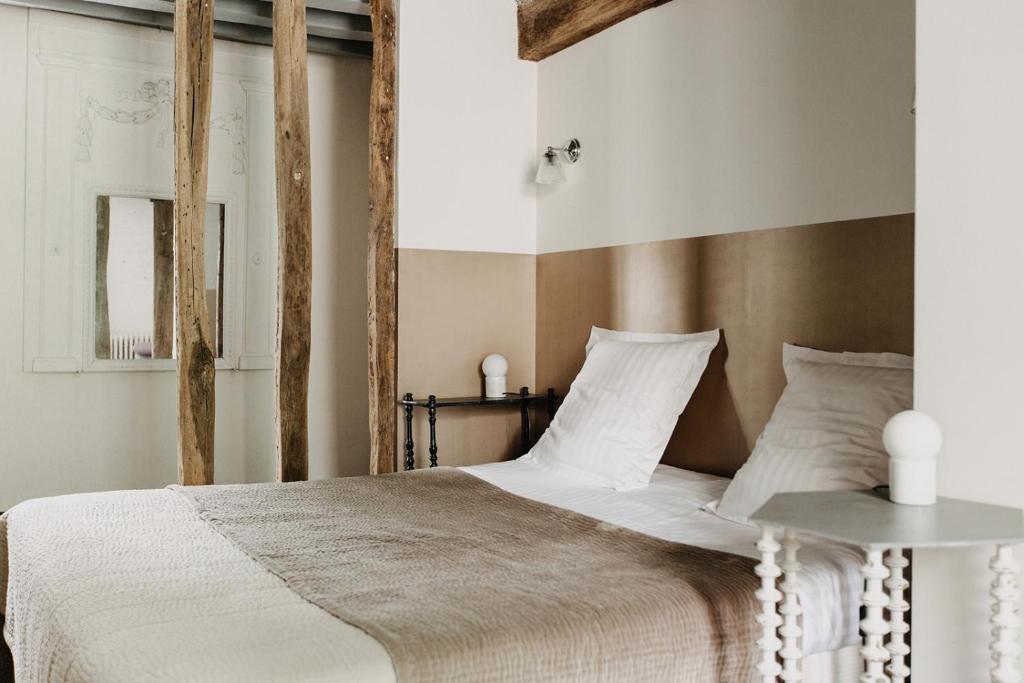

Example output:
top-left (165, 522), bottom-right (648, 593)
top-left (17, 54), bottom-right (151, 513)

top-left (398, 387), bottom-right (558, 470)
top-left (750, 489), bottom-right (1024, 683)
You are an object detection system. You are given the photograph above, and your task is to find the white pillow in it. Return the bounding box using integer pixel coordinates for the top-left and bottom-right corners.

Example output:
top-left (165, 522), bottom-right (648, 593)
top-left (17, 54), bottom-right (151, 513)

top-left (585, 327), bottom-right (720, 409)
top-left (523, 335), bottom-right (719, 491)
top-left (782, 342), bottom-right (914, 380)
top-left (585, 326), bottom-right (722, 355)
top-left (713, 347), bottom-right (913, 523)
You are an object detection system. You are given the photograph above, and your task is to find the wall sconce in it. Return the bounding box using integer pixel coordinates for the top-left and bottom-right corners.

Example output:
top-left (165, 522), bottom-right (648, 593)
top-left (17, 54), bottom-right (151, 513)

top-left (535, 138), bottom-right (582, 185)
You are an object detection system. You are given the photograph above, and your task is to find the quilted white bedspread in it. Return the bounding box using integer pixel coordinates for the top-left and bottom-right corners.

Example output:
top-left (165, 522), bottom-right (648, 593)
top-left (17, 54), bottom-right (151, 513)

top-left (0, 488), bottom-right (395, 682)
top-left (1, 462), bottom-right (863, 682)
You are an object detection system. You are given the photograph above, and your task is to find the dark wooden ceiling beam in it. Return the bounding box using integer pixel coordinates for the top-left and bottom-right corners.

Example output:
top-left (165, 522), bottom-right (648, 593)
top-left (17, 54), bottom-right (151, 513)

top-left (517, 0), bottom-right (672, 61)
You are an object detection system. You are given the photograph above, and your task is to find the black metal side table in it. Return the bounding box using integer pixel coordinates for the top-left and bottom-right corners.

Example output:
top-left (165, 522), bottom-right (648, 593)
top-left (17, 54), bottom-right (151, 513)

top-left (399, 387), bottom-right (558, 471)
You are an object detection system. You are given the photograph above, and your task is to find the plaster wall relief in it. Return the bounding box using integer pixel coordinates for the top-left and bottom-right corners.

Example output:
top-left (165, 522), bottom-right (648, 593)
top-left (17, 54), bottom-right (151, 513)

top-left (77, 78), bottom-right (247, 175)
top-left (24, 11), bottom-right (277, 373)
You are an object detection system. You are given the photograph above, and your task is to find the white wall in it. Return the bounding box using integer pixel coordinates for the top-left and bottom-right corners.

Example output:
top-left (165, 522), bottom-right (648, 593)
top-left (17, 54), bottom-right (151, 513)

top-left (913, 2), bottom-right (1024, 679)
top-left (307, 49), bottom-right (372, 480)
top-left (395, 0), bottom-right (537, 254)
top-left (0, 7), bottom-right (371, 509)
top-left (537, 0), bottom-right (916, 253)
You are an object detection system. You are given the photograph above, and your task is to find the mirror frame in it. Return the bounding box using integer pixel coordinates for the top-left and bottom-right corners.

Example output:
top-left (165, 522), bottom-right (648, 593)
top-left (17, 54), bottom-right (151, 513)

top-left (83, 186), bottom-right (240, 372)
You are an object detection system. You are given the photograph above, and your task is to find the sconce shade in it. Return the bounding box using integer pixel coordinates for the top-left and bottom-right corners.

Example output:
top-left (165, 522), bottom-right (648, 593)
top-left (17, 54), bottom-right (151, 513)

top-left (535, 151), bottom-right (566, 185)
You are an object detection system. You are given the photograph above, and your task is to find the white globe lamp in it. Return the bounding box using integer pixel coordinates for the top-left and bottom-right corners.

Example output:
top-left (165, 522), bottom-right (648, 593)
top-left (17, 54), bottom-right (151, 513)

top-left (482, 354), bottom-right (509, 398)
top-left (883, 410), bottom-right (942, 506)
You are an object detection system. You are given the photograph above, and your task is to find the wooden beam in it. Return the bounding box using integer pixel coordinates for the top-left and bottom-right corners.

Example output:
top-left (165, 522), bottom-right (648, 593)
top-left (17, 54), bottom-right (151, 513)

top-left (174, 0), bottom-right (217, 486)
top-left (152, 199), bottom-right (175, 360)
top-left (517, 0), bottom-right (672, 61)
top-left (367, 0), bottom-right (397, 475)
top-left (273, 0), bottom-right (313, 483)
top-left (94, 195), bottom-right (111, 360)
top-left (3, 0), bottom-right (374, 57)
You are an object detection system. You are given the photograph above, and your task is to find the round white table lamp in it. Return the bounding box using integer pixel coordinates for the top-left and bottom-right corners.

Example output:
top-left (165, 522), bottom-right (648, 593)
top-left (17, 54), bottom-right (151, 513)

top-left (883, 410), bottom-right (942, 506)
top-left (482, 354), bottom-right (509, 398)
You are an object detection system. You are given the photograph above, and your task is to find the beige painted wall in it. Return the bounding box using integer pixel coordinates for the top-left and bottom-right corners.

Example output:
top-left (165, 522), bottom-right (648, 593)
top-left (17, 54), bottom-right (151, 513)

top-left (0, 7), bottom-right (371, 509)
top-left (536, 0), bottom-right (916, 254)
top-left (913, 1), bottom-right (1024, 678)
top-left (537, 214), bottom-right (914, 477)
top-left (397, 249), bottom-right (536, 468)
top-left (392, 0), bottom-right (918, 489)
top-left (308, 42), bottom-right (372, 480)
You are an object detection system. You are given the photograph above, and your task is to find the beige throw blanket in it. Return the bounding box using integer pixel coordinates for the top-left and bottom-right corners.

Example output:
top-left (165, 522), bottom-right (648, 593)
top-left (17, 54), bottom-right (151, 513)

top-left (173, 468), bottom-right (760, 682)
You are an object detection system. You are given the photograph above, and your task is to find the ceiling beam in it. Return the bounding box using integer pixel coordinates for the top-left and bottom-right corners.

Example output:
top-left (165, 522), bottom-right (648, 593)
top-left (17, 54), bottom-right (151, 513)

top-left (517, 0), bottom-right (672, 61)
top-left (253, 0), bottom-right (368, 16)
top-left (0, 0), bottom-right (372, 56)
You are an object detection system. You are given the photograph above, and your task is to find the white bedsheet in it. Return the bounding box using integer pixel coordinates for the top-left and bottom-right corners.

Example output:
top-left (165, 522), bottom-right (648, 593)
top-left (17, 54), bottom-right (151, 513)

top-left (465, 460), bottom-right (864, 655)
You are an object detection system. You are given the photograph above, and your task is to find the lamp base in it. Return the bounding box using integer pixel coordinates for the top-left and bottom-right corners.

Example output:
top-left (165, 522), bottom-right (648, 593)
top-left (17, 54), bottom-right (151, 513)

top-left (485, 376), bottom-right (507, 398)
top-left (889, 459), bottom-right (937, 506)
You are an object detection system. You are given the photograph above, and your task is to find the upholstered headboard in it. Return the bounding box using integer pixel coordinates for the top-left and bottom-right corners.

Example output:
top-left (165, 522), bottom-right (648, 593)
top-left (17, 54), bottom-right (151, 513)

top-left (535, 213), bottom-right (914, 477)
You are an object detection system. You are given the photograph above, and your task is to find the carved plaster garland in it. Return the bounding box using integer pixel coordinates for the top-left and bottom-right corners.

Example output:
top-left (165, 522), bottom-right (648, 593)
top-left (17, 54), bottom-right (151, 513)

top-left (77, 78), bottom-right (247, 175)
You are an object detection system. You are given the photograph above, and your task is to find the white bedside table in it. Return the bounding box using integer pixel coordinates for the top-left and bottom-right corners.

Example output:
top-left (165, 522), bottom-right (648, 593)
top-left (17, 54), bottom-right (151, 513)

top-left (750, 489), bottom-right (1024, 683)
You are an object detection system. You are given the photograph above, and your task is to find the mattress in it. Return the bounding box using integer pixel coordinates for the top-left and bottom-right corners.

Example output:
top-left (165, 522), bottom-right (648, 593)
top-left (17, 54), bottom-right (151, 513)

top-left (2, 461), bottom-right (863, 682)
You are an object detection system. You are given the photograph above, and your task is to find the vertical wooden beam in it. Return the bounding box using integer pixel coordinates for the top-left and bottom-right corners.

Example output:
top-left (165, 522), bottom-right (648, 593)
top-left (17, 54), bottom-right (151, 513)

top-left (152, 199), bottom-right (175, 360)
top-left (368, 0), bottom-right (398, 475)
top-left (94, 195), bottom-right (111, 360)
top-left (174, 0), bottom-right (216, 486)
top-left (273, 0), bottom-right (313, 482)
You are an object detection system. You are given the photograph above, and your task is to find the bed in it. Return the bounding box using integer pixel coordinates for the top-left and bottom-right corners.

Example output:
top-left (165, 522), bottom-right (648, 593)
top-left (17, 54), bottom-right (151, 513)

top-left (3, 211), bottom-right (916, 681)
top-left (2, 459), bottom-right (863, 682)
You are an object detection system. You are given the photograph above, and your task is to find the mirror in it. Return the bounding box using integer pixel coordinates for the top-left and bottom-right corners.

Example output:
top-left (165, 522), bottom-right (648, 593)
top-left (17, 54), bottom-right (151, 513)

top-left (94, 195), bottom-right (225, 361)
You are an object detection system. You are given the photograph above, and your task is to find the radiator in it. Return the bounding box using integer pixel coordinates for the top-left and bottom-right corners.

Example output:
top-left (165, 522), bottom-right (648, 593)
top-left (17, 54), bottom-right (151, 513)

top-left (110, 334), bottom-right (153, 360)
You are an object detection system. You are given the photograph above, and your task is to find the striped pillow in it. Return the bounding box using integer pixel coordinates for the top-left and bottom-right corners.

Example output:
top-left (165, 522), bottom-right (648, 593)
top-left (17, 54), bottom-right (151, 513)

top-left (714, 355), bottom-right (913, 523)
top-left (522, 336), bottom-right (718, 491)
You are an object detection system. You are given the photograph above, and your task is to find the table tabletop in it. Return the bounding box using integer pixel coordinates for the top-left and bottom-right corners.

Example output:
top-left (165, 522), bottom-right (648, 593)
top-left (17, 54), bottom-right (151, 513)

top-left (751, 488), bottom-right (1024, 549)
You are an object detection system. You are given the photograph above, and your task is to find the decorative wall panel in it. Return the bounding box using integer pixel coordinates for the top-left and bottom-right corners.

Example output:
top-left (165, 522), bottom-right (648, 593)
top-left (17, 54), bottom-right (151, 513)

top-left (23, 12), bottom-right (277, 372)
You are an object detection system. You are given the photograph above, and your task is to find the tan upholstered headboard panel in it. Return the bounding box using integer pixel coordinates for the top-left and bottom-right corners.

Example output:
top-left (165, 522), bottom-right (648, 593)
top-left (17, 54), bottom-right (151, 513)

top-left (535, 213), bottom-right (914, 477)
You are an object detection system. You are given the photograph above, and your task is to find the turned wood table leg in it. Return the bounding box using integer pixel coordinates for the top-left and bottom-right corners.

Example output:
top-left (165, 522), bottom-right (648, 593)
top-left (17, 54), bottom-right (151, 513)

top-left (403, 393), bottom-right (415, 471)
top-left (520, 386), bottom-right (531, 455)
top-left (755, 526), bottom-right (783, 683)
top-left (780, 529), bottom-right (803, 681)
top-left (884, 548), bottom-right (910, 683)
top-left (991, 545), bottom-right (1022, 683)
top-left (427, 395), bottom-right (438, 468)
top-left (860, 548), bottom-right (891, 683)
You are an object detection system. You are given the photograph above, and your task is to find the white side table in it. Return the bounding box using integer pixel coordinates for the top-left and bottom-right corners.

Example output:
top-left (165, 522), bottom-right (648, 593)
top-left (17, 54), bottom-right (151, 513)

top-left (750, 489), bottom-right (1024, 683)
